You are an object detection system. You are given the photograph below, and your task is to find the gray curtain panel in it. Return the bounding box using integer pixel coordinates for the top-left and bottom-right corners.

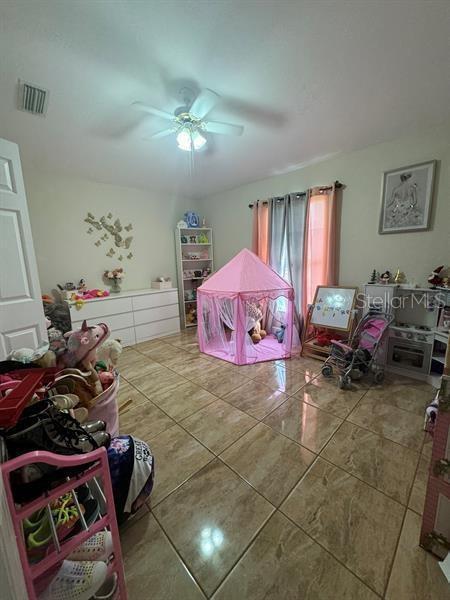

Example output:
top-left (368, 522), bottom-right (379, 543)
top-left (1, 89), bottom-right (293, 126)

top-left (269, 193), bottom-right (307, 316)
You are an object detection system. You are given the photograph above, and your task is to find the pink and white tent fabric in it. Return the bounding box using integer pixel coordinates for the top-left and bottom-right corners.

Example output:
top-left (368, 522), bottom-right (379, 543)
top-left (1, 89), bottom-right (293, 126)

top-left (197, 248), bottom-right (295, 365)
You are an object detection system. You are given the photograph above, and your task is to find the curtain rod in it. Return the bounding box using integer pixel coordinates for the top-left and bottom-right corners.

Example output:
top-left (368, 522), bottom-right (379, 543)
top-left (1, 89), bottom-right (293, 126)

top-left (248, 180), bottom-right (343, 208)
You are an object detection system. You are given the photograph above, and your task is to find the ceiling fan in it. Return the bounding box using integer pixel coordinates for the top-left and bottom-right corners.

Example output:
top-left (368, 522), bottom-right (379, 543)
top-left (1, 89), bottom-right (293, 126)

top-left (132, 88), bottom-right (244, 152)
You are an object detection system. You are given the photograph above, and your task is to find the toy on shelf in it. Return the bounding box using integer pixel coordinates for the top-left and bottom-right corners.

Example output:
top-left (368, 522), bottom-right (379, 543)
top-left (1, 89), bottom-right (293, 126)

top-left (197, 232), bottom-right (209, 244)
top-left (180, 235), bottom-right (188, 244)
top-left (189, 235), bottom-right (197, 243)
top-left (186, 307), bottom-right (197, 324)
top-left (202, 267), bottom-right (211, 277)
top-left (368, 269), bottom-right (378, 284)
top-left (183, 212), bottom-right (200, 228)
top-left (428, 265), bottom-right (445, 287)
top-left (380, 270), bottom-right (391, 284)
top-left (394, 269), bottom-right (406, 284)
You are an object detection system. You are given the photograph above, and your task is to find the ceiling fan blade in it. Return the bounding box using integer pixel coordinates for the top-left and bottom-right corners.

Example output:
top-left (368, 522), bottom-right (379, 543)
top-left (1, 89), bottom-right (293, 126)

top-left (150, 128), bottom-right (176, 139)
top-left (132, 101), bottom-right (174, 121)
top-left (189, 89), bottom-right (220, 119)
top-left (203, 120), bottom-right (244, 136)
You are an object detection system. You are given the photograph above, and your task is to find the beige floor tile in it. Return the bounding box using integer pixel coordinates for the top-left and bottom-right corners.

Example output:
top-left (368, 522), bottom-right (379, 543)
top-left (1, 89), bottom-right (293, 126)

top-left (283, 355), bottom-right (325, 377)
top-left (256, 364), bottom-right (312, 394)
top-left (363, 383), bottom-right (435, 416)
top-left (138, 343), bottom-right (186, 363)
top-left (165, 355), bottom-right (216, 378)
top-left (292, 377), bottom-right (366, 419)
top-left (263, 397), bottom-right (342, 453)
top-left (119, 399), bottom-right (174, 442)
top-left (321, 421), bottom-right (419, 504)
top-left (220, 423), bottom-right (315, 506)
top-left (212, 511), bottom-right (378, 600)
top-left (154, 459), bottom-right (273, 596)
top-left (148, 381), bottom-right (217, 421)
top-left (281, 458), bottom-right (404, 595)
top-left (181, 399), bottom-right (257, 454)
top-left (222, 380), bottom-right (288, 420)
top-left (191, 364), bottom-right (250, 397)
top-left (120, 355), bottom-right (167, 382)
top-left (131, 367), bottom-right (187, 396)
top-left (122, 513), bottom-right (205, 600)
top-left (348, 396), bottom-right (425, 450)
top-left (117, 380), bottom-right (147, 411)
top-left (133, 338), bottom-right (169, 354)
top-left (386, 509), bottom-right (450, 600)
top-left (408, 454), bottom-right (430, 514)
top-left (149, 424), bottom-right (214, 506)
top-left (118, 347), bottom-right (142, 368)
top-left (422, 434), bottom-right (433, 459)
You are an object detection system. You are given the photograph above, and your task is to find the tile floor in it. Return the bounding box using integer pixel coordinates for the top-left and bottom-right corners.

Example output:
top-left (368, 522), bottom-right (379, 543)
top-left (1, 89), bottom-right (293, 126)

top-left (118, 329), bottom-right (449, 600)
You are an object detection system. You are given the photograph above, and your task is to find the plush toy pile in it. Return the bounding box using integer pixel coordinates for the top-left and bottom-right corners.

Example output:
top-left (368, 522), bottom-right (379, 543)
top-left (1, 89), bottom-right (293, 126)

top-left (247, 302), bottom-right (267, 344)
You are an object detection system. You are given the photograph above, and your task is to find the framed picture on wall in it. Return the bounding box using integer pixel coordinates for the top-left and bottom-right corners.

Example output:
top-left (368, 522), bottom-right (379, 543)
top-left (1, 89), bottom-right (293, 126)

top-left (379, 160), bottom-right (436, 234)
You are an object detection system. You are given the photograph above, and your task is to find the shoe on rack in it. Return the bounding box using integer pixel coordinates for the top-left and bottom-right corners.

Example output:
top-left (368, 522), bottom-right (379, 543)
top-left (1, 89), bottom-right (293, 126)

top-left (82, 420), bottom-right (106, 434)
top-left (51, 394), bottom-right (80, 410)
top-left (6, 415), bottom-right (99, 455)
top-left (39, 560), bottom-right (108, 600)
top-left (68, 531), bottom-right (113, 562)
top-left (27, 497), bottom-right (85, 558)
top-left (93, 573), bottom-right (118, 599)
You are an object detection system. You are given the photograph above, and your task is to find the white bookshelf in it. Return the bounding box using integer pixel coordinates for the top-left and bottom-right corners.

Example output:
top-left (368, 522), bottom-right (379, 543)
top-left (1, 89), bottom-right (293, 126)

top-left (175, 227), bottom-right (214, 329)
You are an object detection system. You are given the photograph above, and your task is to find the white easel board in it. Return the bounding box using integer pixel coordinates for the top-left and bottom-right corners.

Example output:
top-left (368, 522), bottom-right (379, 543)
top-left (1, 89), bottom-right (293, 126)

top-left (310, 286), bottom-right (357, 331)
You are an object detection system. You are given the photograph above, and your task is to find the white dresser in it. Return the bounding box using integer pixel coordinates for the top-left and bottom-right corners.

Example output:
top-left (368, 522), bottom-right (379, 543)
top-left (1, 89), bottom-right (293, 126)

top-left (69, 288), bottom-right (180, 347)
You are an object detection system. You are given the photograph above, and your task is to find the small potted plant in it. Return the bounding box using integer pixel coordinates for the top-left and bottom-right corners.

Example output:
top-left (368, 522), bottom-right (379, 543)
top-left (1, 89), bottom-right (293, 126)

top-left (104, 267), bottom-right (124, 293)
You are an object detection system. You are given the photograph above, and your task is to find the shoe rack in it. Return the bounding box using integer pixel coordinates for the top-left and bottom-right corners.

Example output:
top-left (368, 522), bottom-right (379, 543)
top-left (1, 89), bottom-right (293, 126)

top-left (1, 447), bottom-right (127, 599)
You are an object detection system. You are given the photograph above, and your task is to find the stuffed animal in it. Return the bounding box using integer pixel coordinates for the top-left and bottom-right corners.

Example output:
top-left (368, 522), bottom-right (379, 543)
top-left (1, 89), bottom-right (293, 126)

top-left (246, 302), bottom-right (267, 344)
top-left (428, 265), bottom-right (445, 287)
top-left (275, 324), bottom-right (286, 343)
top-left (59, 320), bottom-right (110, 370)
top-left (97, 338), bottom-right (123, 369)
top-left (186, 307), bottom-right (197, 324)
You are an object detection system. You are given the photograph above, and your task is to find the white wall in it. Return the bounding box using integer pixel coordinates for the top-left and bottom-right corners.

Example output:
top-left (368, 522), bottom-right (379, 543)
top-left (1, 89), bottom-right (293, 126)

top-left (23, 169), bottom-right (190, 293)
top-left (197, 123), bottom-right (450, 287)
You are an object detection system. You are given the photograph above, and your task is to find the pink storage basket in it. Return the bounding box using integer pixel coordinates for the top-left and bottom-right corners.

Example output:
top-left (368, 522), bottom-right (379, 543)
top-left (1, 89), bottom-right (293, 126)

top-left (87, 371), bottom-right (120, 437)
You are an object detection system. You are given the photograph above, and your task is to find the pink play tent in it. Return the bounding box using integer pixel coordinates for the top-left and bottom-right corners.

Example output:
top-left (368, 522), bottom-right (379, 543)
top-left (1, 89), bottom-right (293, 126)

top-left (197, 248), bottom-right (294, 365)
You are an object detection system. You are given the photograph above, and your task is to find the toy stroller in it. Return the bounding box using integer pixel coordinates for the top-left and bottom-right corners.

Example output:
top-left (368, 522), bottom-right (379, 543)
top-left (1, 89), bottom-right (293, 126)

top-left (321, 311), bottom-right (393, 389)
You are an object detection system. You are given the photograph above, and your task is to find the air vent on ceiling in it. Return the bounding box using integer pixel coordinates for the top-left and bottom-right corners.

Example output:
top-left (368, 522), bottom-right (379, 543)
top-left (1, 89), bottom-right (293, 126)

top-left (17, 80), bottom-right (49, 116)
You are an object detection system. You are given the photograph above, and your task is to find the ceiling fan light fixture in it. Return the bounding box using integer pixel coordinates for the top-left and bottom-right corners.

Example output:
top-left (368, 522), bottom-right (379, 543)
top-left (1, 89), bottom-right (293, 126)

top-left (176, 127), bottom-right (206, 152)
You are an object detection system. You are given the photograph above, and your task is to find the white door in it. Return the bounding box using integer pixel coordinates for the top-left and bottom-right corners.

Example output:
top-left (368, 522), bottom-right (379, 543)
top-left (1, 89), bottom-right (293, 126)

top-left (0, 138), bottom-right (46, 360)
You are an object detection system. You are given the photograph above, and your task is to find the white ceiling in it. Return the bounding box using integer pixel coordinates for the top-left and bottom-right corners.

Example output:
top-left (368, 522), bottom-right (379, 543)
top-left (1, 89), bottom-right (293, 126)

top-left (1, 0), bottom-right (449, 198)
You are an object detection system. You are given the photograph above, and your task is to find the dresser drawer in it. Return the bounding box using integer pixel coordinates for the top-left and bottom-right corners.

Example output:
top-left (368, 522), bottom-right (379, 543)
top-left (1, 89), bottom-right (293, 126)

top-left (135, 317), bottom-right (180, 343)
top-left (111, 327), bottom-right (136, 347)
top-left (70, 297), bottom-right (133, 321)
top-left (134, 304), bottom-right (179, 326)
top-left (132, 291), bottom-right (178, 311)
top-left (72, 311), bottom-right (134, 333)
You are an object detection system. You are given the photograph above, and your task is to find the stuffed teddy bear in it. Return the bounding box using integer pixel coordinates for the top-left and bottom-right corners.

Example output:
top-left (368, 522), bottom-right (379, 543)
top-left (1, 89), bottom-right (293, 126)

top-left (186, 307), bottom-right (197, 324)
top-left (246, 302), bottom-right (267, 344)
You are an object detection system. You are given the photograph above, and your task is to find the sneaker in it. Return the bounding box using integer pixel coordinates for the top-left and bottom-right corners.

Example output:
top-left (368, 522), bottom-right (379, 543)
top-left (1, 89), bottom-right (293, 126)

top-left (67, 531), bottom-right (113, 561)
top-left (40, 560), bottom-right (108, 600)
top-left (93, 573), bottom-right (118, 599)
top-left (27, 497), bottom-right (84, 558)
